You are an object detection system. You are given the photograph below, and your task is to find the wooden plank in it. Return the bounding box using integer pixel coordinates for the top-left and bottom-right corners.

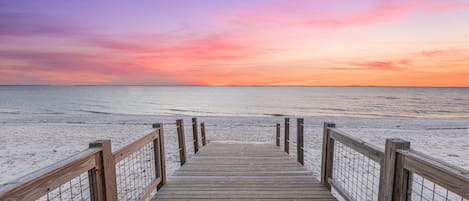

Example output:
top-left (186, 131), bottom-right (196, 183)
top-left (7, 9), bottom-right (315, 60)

top-left (89, 140), bottom-right (118, 201)
top-left (378, 138), bottom-right (410, 201)
top-left (201, 122), bottom-right (207, 146)
top-left (276, 123), bottom-right (280, 147)
top-left (139, 177), bottom-right (162, 201)
top-left (152, 142), bottom-right (337, 201)
top-left (328, 128), bottom-right (384, 162)
top-left (0, 148), bottom-right (100, 201)
top-left (297, 118), bottom-right (304, 165)
top-left (284, 118), bottom-right (289, 154)
top-left (113, 130), bottom-right (159, 162)
top-left (176, 119), bottom-right (187, 166)
top-left (192, 117), bottom-right (199, 153)
top-left (320, 122), bottom-right (335, 190)
top-left (157, 123), bottom-right (166, 190)
top-left (393, 151), bottom-right (411, 201)
top-left (400, 149), bottom-right (469, 200)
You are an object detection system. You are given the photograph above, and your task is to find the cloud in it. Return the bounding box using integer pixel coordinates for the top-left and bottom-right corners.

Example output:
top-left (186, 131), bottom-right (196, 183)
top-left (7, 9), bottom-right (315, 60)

top-left (221, 0), bottom-right (469, 30)
top-left (0, 12), bottom-right (84, 37)
top-left (420, 49), bottom-right (469, 58)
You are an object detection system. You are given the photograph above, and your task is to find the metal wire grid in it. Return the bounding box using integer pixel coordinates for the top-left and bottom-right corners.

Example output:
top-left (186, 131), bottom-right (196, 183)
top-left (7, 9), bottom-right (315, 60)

top-left (115, 142), bottom-right (157, 201)
top-left (410, 173), bottom-right (467, 201)
top-left (37, 171), bottom-right (93, 201)
top-left (331, 141), bottom-right (381, 201)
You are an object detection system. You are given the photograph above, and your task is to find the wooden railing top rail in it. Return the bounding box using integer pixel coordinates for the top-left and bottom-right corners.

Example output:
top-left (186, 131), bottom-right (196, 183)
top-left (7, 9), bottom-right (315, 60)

top-left (113, 129), bottom-right (160, 162)
top-left (328, 127), bottom-right (384, 162)
top-left (0, 147), bottom-right (102, 200)
top-left (398, 149), bottom-right (469, 199)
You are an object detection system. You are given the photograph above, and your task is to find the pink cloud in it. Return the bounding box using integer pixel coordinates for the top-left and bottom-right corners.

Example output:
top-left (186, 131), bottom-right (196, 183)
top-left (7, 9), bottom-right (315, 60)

top-left (348, 61), bottom-right (403, 71)
top-left (423, 1), bottom-right (469, 13)
top-left (220, 0), bottom-right (469, 30)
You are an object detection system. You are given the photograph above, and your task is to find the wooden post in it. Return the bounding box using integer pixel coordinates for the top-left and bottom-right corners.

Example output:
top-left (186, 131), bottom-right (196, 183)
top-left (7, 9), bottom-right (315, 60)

top-left (89, 140), bottom-right (118, 201)
top-left (153, 123), bottom-right (166, 190)
top-left (378, 138), bottom-right (411, 201)
top-left (201, 122), bottom-right (207, 146)
top-left (192, 117), bottom-right (199, 153)
top-left (320, 122), bottom-right (336, 190)
top-left (394, 146), bottom-right (412, 201)
top-left (276, 123), bottom-right (280, 147)
top-left (88, 167), bottom-right (100, 201)
top-left (284, 118), bottom-right (290, 154)
top-left (176, 119), bottom-right (187, 166)
top-left (297, 118), bottom-right (304, 165)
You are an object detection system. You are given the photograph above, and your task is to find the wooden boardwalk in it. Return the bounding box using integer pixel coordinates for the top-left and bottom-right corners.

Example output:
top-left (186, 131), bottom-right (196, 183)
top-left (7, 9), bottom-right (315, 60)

top-left (152, 142), bottom-right (337, 201)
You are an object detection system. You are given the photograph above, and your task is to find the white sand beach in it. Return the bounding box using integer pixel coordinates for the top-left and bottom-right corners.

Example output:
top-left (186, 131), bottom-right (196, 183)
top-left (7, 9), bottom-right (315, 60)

top-left (1, 113), bottom-right (468, 184)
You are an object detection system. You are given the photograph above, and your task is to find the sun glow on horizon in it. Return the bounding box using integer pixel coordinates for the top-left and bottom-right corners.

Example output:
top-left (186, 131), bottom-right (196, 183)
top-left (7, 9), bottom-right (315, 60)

top-left (1, 0), bottom-right (469, 86)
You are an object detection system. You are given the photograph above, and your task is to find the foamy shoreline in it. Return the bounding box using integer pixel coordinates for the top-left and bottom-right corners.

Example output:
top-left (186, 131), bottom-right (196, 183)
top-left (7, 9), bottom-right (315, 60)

top-left (1, 113), bottom-right (468, 184)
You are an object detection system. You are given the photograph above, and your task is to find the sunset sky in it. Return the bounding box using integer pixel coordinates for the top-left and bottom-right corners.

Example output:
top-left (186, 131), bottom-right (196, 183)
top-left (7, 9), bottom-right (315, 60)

top-left (1, 0), bottom-right (469, 86)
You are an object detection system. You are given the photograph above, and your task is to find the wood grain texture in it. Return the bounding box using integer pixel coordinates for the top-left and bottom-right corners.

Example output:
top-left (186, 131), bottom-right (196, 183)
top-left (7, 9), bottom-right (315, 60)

top-left (328, 128), bottom-right (384, 163)
top-left (200, 122), bottom-right (207, 146)
top-left (0, 148), bottom-right (100, 201)
top-left (176, 119), bottom-right (187, 166)
top-left (157, 123), bottom-right (167, 190)
top-left (320, 122), bottom-right (335, 190)
top-left (192, 118), bottom-right (199, 154)
top-left (89, 140), bottom-right (118, 201)
top-left (276, 123), bottom-right (280, 147)
top-left (284, 118), bottom-right (290, 154)
top-left (378, 138), bottom-right (410, 201)
top-left (113, 130), bottom-right (159, 162)
top-left (401, 149), bottom-right (469, 200)
top-left (151, 142), bottom-right (337, 201)
top-left (297, 118), bottom-right (304, 165)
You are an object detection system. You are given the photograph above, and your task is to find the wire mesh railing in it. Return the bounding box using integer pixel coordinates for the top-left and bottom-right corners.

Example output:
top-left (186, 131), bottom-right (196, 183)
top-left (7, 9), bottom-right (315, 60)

top-left (321, 124), bottom-right (385, 201)
top-left (37, 172), bottom-right (93, 201)
top-left (0, 124), bottom-right (166, 201)
top-left (397, 149), bottom-right (469, 201)
top-left (112, 125), bottom-right (165, 201)
top-left (410, 174), bottom-right (467, 201)
top-left (0, 147), bottom-right (102, 201)
top-left (115, 142), bottom-right (157, 201)
top-left (331, 141), bottom-right (381, 201)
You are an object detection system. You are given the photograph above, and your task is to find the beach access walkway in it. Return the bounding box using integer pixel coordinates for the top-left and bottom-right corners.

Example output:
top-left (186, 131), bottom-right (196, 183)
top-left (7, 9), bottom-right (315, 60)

top-left (1, 117), bottom-right (468, 201)
top-left (151, 142), bottom-right (336, 200)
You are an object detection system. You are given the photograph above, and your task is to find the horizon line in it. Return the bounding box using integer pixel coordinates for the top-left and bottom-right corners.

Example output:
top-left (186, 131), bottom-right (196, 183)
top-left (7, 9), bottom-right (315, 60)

top-left (1, 84), bottom-right (469, 88)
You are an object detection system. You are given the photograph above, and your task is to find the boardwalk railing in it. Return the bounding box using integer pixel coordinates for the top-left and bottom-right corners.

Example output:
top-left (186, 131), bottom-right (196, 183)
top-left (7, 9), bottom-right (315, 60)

top-left (275, 118), bottom-right (469, 201)
top-left (175, 118), bottom-right (208, 166)
top-left (321, 123), bottom-right (384, 201)
top-left (320, 122), bottom-right (469, 201)
top-left (395, 148), bottom-right (469, 201)
top-left (0, 124), bottom-right (166, 201)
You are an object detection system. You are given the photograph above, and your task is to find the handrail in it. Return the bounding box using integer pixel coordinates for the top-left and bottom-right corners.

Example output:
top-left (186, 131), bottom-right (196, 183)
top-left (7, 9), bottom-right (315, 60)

top-left (328, 128), bottom-right (384, 162)
top-left (0, 123), bottom-right (167, 201)
top-left (113, 130), bottom-right (160, 162)
top-left (0, 148), bottom-right (101, 201)
top-left (319, 122), bottom-right (469, 201)
top-left (398, 149), bottom-right (469, 200)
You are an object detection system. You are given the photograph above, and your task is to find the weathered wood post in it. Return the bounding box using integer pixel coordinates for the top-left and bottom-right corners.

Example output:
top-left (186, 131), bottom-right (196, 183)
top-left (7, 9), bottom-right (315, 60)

top-left (284, 118), bottom-right (290, 154)
top-left (276, 123), bottom-right (280, 147)
top-left (320, 122), bottom-right (336, 190)
top-left (378, 138), bottom-right (411, 201)
top-left (201, 122), bottom-right (207, 146)
top-left (192, 117), bottom-right (199, 153)
top-left (153, 123), bottom-right (166, 190)
top-left (297, 118), bottom-right (304, 165)
top-left (88, 140), bottom-right (118, 201)
top-left (176, 119), bottom-right (187, 166)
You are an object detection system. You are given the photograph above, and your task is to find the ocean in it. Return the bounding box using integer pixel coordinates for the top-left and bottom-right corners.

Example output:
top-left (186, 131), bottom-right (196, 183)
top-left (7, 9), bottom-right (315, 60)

top-left (1, 86), bottom-right (469, 119)
top-left (1, 86), bottom-right (469, 183)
